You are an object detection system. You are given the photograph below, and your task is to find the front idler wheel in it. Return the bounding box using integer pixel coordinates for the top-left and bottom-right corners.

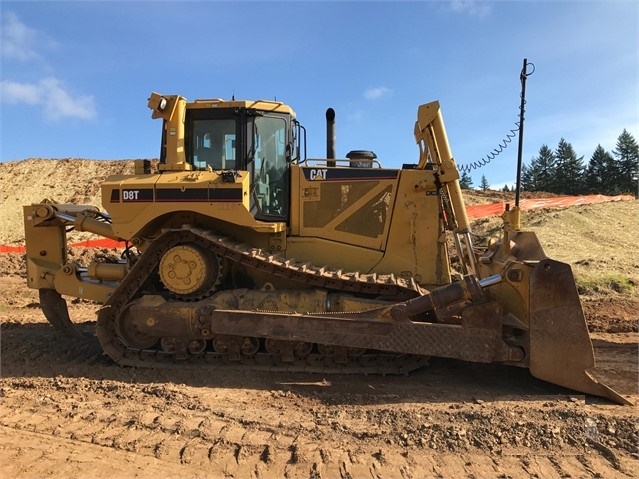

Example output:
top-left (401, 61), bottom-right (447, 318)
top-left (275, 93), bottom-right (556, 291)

top-left (115, 302), bottom-right (158, 350)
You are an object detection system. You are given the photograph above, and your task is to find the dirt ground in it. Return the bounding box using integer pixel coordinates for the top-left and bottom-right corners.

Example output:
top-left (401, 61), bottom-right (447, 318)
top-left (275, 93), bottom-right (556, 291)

top-left (1, 159), bottom-right (637, 478)
top-left (1, 271), bottom-right (637, 478)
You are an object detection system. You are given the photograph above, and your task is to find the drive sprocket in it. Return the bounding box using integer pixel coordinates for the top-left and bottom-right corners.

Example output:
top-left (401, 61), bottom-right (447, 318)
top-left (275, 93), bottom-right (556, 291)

top-left (159, 243), bottom-right (222, 300)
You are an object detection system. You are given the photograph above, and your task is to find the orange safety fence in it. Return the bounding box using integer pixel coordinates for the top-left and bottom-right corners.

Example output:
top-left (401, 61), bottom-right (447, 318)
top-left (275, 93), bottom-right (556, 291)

top-left (1, 194), bottom-right (634, 254)
top-left (465, 194), bottom-right (634, 219)
top-left (0, 239), bottom-right (128, 254)
top-left (67, 238), bottom-right (129, 249)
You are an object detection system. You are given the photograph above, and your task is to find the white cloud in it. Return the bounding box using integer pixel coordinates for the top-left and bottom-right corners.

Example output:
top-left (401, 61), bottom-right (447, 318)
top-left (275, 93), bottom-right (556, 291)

top-left (448, 0), bottom-right (491, 18)
top-left (1, 77), bottom-right (97, 121)
top-left (363, 87), bottom-right (392, 100)
top-left (1, 12), bottom-right (48, 61)
top-left (0, 13), bottom-right (95, 121)
top-left (0, 80), bottom-right (41, 105)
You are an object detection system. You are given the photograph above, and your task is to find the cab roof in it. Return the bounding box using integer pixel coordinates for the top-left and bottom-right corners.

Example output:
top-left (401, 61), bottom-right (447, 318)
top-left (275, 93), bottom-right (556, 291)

top-left (187, 98), bottom-right (296, 116)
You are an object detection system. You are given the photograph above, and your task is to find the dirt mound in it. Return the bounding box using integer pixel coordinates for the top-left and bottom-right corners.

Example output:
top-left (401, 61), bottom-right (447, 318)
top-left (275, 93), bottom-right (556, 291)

top-left (0, 158), bottom-right (141, 244)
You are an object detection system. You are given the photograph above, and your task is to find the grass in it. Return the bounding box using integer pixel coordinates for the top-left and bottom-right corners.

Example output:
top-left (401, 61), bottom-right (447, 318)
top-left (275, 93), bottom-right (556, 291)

top-left (470, 200), bottom-right (639, 300)
top-left (524, 202), bottom-right (638, 299)
top-left (576, 274), bottom-right (637, 297)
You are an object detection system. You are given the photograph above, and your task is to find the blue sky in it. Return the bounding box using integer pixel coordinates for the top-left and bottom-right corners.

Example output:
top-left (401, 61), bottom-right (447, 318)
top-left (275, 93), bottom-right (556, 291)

top-left (1, 0), bottom-right (637, 188)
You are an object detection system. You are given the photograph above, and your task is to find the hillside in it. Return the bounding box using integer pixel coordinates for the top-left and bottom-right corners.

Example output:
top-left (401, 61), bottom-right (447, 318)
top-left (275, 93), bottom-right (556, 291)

top-left (1, 158), bottom-right (637, 296)
top-left (0, 158), bottom-right (138, 244)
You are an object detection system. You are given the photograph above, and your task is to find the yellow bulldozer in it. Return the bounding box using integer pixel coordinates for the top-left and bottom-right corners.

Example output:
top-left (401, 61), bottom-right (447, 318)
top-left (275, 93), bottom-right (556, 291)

top-left (23, 93), bottom-right (630, 404)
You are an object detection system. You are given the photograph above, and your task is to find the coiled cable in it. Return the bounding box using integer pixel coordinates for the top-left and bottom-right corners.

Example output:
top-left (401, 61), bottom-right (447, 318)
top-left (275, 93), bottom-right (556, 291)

top-left (458, 62), bottom-right (535, 173)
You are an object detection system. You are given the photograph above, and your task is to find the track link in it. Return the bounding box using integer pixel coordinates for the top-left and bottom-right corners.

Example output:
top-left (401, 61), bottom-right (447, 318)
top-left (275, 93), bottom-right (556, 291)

top-left (96, 228), bottom-right (427, 373)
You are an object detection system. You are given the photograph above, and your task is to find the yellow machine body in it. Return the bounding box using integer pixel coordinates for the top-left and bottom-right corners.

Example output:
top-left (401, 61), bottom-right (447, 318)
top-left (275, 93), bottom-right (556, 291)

top-left (22, 92), bottom-right (630, 405)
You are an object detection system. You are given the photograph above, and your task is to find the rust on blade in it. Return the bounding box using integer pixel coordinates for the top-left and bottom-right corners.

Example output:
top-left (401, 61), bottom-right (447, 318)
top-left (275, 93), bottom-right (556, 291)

top-left (528, 259), bottom-right (632, 406)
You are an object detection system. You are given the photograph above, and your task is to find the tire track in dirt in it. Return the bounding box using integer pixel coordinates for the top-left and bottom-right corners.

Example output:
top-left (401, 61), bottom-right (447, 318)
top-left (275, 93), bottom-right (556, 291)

top-left (0, 426), bottom-right (204, 479)
top-left (1, 379), bottom-right (636, 479)
top-left (0, 396), bottom-right (292, 477)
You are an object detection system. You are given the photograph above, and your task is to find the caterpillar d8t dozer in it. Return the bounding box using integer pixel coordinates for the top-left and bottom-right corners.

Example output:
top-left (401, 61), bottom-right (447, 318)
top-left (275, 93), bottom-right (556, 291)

top-left (23, 93), bottom-right (630, 405)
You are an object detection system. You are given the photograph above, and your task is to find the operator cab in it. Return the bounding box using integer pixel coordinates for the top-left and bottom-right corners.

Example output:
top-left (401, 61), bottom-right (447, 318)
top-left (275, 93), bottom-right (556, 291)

top-left (184, 100), bottom-right (303, 221)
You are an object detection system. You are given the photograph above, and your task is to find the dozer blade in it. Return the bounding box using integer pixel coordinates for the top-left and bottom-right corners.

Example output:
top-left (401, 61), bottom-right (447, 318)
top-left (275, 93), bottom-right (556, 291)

top-left (528, 259), bottom-right (632, 405)
top-left (39, 288), bottom-right (83, 337)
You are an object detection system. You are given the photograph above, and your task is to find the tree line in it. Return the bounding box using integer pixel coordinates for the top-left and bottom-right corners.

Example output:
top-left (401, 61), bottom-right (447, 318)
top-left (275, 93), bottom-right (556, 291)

top-left (459, 129), bottom-right (638, 196)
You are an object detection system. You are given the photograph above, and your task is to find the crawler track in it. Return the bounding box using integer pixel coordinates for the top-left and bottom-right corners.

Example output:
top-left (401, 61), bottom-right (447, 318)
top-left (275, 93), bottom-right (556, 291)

top-left (96, 228), bottom-right (428, 373)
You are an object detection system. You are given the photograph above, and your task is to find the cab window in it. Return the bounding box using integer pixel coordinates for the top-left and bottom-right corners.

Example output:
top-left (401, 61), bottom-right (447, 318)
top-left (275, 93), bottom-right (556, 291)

top-left (252, 116), bottom-right (289, 217)
top-left (192, 119), bottom-right (236, 170)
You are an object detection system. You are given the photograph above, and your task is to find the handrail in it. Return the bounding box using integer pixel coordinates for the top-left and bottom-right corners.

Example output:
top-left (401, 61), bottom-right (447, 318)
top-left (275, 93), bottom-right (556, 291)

top-left (300, 158), bottom-right (383, 168)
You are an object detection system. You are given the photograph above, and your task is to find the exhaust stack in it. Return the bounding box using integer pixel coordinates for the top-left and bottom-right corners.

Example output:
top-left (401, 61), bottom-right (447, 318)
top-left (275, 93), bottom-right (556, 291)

top-left (326, 108), bottom-right (336, 167)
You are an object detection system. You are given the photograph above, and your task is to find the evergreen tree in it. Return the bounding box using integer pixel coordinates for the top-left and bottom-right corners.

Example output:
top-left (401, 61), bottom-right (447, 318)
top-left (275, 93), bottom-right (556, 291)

top-left (585, 145), bottom-right (615, 194)
top-left (521, 163), bottom-right (535, 191)
top-left (612, 129), bottom-right (639, 195)
top-left (521, 144), bottom-right (556, 192)
top-left (459, 171), bottom-right (473, 189)
top-left (480, 174), bottom-right (490, 191)
top-left (502, 184), bottom-right (510, 192)
top-left (553, 138), bottom-right (584, 194)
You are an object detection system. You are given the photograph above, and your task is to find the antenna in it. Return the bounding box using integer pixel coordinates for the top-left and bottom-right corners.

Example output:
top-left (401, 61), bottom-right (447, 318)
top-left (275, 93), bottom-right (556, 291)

top-left (515, 58), bottom-right (535, 207)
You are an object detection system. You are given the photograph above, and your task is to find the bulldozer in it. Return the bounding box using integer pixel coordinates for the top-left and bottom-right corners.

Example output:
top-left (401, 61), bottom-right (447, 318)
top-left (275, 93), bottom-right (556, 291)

top-left (23, 92), bottom-right (630, 405)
